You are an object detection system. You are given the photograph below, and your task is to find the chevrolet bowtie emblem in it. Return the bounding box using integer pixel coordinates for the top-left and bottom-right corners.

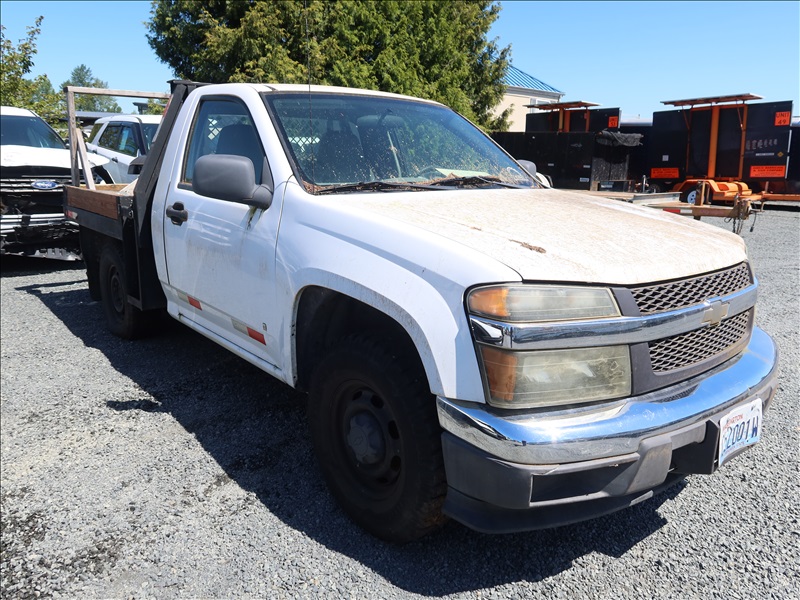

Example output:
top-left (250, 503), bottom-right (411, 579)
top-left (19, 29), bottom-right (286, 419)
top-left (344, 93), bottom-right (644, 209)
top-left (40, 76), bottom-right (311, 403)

top-left (702, 301), bottom-right (730, 327)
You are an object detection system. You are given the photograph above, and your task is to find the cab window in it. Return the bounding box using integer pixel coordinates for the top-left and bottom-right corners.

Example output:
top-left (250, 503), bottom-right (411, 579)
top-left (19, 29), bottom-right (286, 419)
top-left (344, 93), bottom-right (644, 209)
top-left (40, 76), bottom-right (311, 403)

top-left (98, 125), bottom-right (123, 152)
top-left (183, 98), bottom-right (267, 185)
top-left (117, 125), bottom-right (138, 156)
top-left (87, 122), bottom-right (103, 143)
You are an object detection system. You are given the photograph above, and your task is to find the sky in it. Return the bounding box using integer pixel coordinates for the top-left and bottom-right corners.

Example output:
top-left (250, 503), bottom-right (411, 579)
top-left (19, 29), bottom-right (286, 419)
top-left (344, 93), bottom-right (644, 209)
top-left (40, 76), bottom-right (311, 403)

top-left (1, 1), bottom-right (798, 119)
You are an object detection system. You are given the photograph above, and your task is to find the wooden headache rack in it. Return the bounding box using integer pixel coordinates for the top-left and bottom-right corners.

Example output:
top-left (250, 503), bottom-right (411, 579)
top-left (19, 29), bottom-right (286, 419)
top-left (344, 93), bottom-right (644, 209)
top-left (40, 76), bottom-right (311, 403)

top-left (64, 86), bottom-right (171, 190)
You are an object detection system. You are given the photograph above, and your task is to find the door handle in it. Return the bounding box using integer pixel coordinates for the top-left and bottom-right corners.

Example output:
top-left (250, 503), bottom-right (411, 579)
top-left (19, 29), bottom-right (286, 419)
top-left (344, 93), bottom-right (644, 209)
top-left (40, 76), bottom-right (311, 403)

top-left (166, 202), bottom-right (188, 225)
top-left (111, 157), bottom-right (119, 163)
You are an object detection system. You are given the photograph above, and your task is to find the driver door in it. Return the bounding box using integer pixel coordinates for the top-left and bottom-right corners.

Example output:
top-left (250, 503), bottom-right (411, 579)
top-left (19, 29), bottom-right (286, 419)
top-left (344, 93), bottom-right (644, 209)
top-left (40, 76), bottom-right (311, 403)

top-left (161, 96), bottom-right (283, 371)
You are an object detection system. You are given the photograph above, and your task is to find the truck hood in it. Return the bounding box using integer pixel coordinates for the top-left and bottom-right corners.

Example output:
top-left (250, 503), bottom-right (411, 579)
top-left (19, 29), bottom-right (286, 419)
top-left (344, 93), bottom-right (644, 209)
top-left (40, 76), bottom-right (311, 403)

top-left (0, 146), bottom-right (110, 169)
top-left (342, 187), bottom-right (748, 285)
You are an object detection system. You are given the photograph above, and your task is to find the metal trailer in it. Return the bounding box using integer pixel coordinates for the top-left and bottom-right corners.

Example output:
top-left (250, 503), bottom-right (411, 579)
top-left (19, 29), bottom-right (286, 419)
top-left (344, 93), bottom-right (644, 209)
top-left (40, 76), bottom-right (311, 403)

top-left (642, 94), bottom-right (798, 207)
top-left (492, 101), bottom-right (643, 192)
top-left (758, 117), bottom-right (800, 203)
top-left (492, 94), bottom-right (797, 209)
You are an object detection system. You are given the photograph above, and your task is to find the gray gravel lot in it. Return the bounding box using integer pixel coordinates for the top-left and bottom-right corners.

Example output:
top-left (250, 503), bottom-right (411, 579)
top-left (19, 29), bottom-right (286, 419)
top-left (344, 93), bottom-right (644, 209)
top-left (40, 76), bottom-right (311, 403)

top-left (1, 209), bottom-right (798, 599)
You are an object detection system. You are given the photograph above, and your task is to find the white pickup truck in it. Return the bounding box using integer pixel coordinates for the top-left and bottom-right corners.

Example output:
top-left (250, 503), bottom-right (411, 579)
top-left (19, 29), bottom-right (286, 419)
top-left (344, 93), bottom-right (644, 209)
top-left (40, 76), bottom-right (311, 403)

top-left (65, 81), bottom-right (779, 542)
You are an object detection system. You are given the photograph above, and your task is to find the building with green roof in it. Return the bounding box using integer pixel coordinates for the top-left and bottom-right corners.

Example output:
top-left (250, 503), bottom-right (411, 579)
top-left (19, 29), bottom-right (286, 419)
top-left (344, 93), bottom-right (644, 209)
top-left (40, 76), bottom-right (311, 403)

top-left (496, 65), bottom-right (564, 131)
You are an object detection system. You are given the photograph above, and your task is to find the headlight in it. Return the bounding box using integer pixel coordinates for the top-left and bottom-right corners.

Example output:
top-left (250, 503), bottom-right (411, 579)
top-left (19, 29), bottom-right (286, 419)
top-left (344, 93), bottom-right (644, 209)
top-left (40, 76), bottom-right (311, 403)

top-left (468, 285), bottom-right (629, 409)
top-left (467, 285), bottom-right (620, 322)
top-left (478, 345), bottom-right (631, 409)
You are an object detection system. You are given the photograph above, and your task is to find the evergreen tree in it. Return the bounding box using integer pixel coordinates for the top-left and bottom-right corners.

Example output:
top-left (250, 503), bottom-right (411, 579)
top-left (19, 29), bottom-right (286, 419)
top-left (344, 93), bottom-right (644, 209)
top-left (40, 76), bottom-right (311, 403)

top-left (147, 0), bottom-right (510, 130)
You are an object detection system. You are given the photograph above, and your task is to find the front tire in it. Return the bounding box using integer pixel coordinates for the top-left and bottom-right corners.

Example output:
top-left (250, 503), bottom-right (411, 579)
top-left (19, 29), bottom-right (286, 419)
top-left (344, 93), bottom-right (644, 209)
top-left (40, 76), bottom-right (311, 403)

top-left (308, 334), bottom-right (447, 542)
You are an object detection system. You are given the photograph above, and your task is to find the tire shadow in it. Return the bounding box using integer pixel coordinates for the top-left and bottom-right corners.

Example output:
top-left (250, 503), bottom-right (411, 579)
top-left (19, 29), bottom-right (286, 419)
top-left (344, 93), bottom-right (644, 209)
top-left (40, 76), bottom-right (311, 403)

top-left (17, 277), bottom-right (685, 595)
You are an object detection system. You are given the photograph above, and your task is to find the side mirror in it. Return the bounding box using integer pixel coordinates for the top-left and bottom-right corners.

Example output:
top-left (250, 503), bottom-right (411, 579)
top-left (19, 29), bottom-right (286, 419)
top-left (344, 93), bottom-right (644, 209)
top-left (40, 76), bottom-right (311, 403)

top-left (129, 154), bottom-right (146, 175)
top-left (517, 159), bottom-right (537, 177)
top-left (193, 154), bottom-right (272, 209)
top-left (516, 159), bottom-right (552, 188)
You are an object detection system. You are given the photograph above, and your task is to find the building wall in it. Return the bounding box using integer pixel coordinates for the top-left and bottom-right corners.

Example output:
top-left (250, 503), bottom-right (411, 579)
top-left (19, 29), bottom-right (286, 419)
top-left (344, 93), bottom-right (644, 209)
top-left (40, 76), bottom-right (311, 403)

top-left (495, 93), bottom-right (530, 132)
top-left (494, 87), bottom-right (563, 132)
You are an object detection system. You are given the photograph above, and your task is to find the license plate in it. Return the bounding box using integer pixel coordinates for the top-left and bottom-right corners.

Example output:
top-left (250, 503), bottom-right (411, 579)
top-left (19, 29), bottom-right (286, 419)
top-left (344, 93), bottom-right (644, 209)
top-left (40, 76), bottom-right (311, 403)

top-left (718, 398), bottom-right (762, 466)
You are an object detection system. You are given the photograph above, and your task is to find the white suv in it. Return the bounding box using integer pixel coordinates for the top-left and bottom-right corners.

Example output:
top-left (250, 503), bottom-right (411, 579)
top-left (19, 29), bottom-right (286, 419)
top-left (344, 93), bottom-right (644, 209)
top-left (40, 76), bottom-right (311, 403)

top-left (1, 106), bottom-right (111, 258)
top-left (86, 114), bottom-right (162, 183)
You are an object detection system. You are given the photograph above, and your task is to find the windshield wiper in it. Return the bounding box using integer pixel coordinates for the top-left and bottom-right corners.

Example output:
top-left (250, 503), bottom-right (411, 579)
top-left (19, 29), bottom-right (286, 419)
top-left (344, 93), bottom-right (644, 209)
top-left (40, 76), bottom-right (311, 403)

top-left (315, 180), bottom-right (432, 195)
top-left (423, 176), bottom-right (524, 189)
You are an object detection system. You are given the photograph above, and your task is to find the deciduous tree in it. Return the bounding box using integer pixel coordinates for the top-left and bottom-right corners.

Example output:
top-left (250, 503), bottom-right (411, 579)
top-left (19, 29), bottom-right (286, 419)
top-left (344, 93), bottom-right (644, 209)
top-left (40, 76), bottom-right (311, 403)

top-left (0, 17), bottom-right (63, 125)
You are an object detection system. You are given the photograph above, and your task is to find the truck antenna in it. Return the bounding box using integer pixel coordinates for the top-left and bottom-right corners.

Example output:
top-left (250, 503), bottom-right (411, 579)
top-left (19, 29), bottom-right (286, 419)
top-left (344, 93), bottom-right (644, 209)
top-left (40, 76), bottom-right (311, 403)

top-left (305, 0), bottom-right (316, 184)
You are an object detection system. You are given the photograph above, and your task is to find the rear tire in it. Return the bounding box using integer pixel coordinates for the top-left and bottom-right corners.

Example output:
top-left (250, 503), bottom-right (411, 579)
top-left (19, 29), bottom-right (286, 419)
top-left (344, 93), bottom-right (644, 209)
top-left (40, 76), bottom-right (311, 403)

top-left (98, 243), bottom-right (152, 339)
top-left (308, 334), bottom-right (447, 542)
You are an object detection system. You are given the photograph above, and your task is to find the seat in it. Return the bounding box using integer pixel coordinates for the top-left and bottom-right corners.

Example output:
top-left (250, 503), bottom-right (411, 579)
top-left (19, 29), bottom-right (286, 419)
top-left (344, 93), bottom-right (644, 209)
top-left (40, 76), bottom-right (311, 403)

top-left (314, 129), bottom-right (371, 184)
top-left (215, 123), bottom-right (265, 183)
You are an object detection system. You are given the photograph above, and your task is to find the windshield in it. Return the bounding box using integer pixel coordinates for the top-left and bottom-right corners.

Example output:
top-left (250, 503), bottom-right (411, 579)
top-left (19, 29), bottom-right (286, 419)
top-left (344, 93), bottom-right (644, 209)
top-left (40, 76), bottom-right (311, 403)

top-left (0, 115), bottom-right (66, 149)
top-left (263, 92), bottom-right (534, 192)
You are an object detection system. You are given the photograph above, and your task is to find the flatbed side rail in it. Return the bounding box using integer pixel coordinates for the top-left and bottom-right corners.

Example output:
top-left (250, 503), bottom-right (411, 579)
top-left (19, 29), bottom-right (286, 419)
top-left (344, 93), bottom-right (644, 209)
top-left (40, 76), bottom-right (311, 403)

top-left (64, 184), bottom-right (130, 241)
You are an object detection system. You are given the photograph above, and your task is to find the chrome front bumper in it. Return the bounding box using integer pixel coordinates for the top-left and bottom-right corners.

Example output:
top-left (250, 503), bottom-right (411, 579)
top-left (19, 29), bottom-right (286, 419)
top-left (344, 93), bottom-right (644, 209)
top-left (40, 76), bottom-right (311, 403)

top-left (437, 327), bottom-right (779, 532)
top-left (438, 327), bottom-right (778, 465)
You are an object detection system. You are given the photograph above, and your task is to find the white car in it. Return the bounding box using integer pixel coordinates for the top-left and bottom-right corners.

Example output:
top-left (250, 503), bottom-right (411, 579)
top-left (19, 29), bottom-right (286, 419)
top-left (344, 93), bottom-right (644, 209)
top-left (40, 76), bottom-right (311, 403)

top-left (1, 106), bottom-right (110, 258)
top-left (86, 114), bottom-right (162, 183)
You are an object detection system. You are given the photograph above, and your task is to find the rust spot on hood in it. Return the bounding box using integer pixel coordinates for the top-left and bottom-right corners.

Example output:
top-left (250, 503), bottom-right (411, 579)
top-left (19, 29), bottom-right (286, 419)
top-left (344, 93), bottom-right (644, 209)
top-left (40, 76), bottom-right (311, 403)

top-left (512, 239), bottom-right (546, 253)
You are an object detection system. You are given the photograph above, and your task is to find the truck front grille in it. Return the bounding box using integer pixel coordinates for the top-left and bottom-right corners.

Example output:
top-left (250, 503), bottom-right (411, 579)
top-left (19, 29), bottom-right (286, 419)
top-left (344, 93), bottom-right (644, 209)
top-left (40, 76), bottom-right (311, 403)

top-left (649, 310), bottom-right (751, 372)
top-left (631, 262), bottom-right (752, 314)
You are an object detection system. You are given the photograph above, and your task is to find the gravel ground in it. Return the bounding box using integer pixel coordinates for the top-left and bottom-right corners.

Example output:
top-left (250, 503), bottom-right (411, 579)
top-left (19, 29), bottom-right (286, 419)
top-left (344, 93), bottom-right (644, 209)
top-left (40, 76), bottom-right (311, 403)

top-left (1, 209), bottom-right (798, 599)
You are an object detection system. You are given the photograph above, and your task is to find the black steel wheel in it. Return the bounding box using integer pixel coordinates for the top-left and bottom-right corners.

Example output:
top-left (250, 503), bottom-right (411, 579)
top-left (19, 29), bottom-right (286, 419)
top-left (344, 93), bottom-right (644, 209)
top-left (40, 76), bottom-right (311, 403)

top-left (98, 243), bottom-right (152, 339)
top-left (308, 334), bottom-right (447, 542)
